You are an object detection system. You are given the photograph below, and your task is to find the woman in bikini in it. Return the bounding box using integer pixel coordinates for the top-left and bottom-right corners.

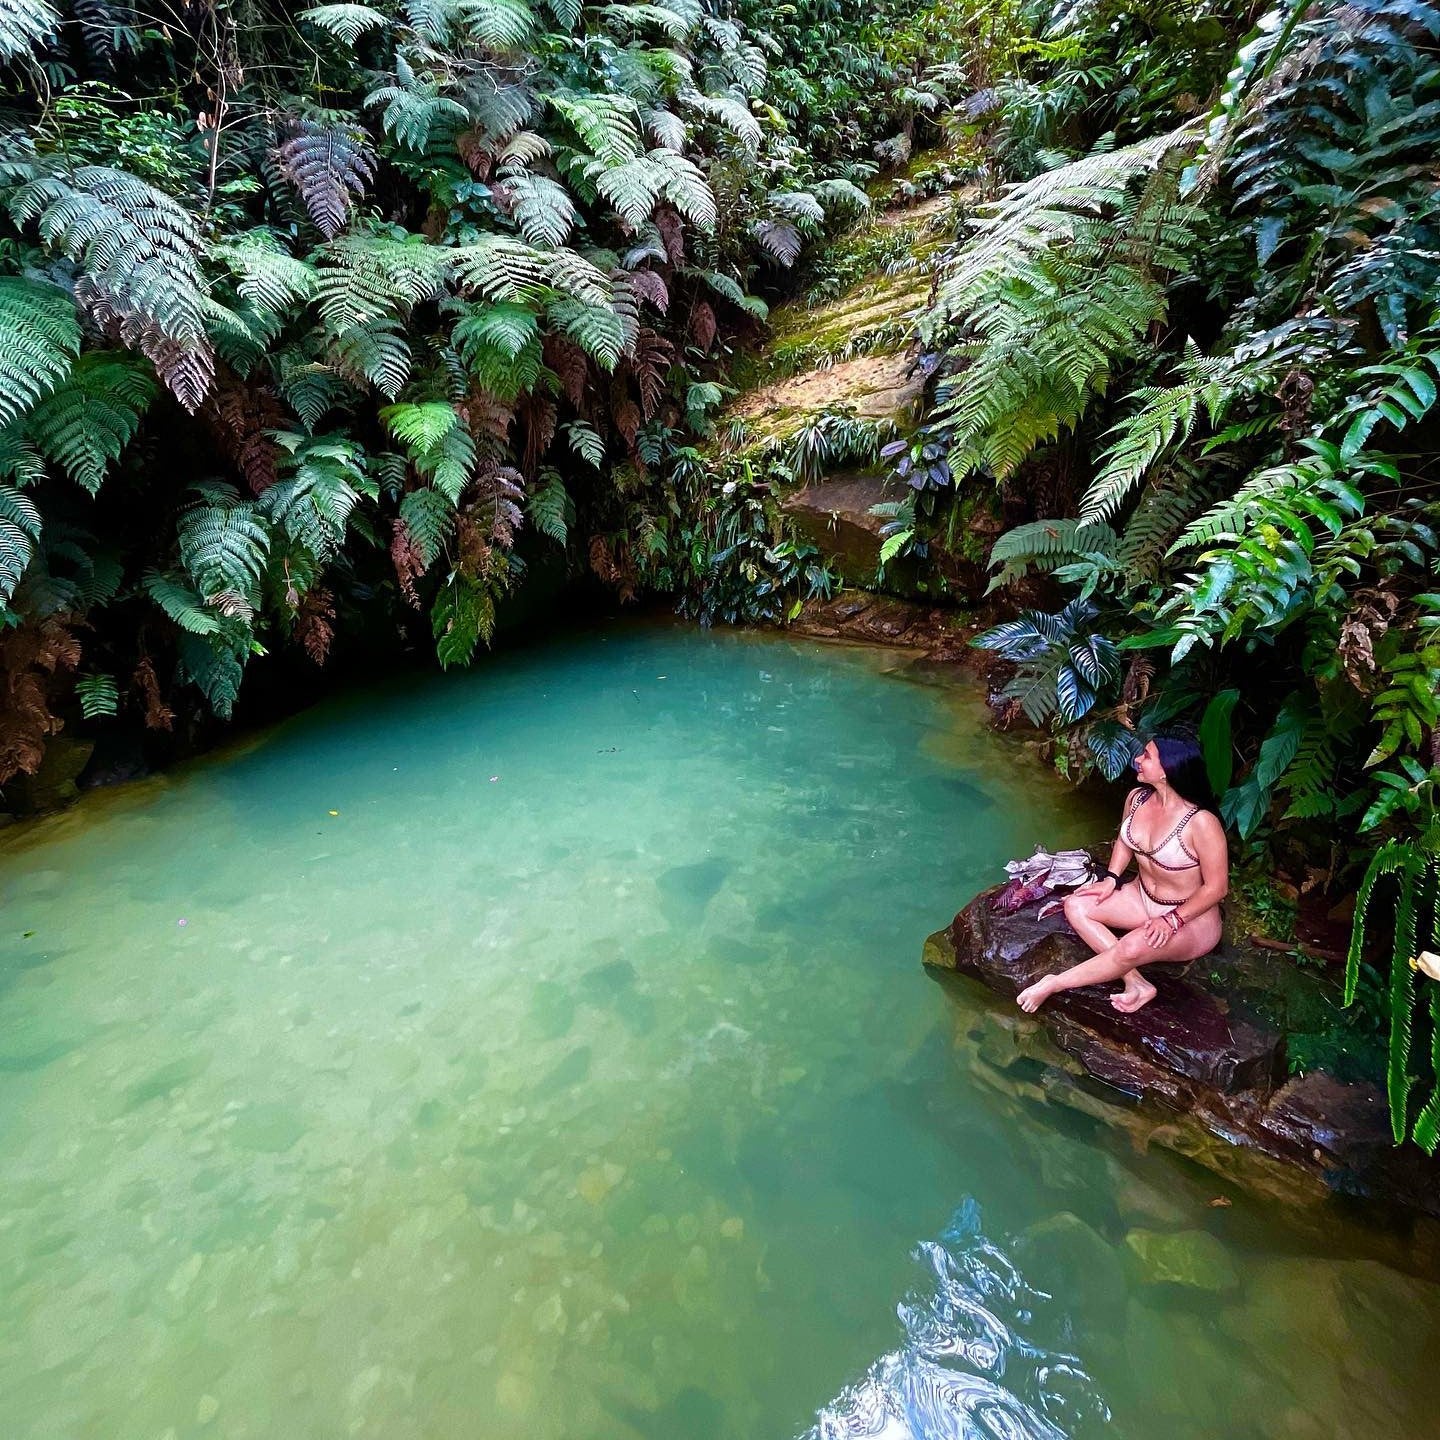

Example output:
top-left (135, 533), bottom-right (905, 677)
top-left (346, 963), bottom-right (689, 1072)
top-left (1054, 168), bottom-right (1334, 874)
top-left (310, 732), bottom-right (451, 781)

top-left (1017, 732), bottom-right (1228, 1015)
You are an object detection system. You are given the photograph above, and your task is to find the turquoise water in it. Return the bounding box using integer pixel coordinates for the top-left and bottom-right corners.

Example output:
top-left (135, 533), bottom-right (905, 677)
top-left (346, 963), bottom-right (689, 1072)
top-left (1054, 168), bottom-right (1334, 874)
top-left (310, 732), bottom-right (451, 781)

top-left (1, 623), bottom-right (1436, 1440)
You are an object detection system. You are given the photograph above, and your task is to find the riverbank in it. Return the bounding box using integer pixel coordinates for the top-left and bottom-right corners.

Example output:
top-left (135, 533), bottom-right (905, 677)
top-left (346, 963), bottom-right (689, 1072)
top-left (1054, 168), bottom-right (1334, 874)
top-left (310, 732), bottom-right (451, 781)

top-left (924, 884), bottom-right (1440, 1238)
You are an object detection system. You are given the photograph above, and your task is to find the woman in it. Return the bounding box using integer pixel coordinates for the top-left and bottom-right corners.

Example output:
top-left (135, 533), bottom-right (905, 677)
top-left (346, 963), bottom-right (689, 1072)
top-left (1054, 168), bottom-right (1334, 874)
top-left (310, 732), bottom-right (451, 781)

top-left (1016, 733), bottom-right (1228, 1015)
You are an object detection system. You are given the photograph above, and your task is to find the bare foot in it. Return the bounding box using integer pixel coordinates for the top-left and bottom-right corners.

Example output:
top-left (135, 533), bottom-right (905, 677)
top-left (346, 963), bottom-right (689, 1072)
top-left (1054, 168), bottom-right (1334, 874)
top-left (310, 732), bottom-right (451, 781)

top-left (1017, 976), bottom-right (1060, 1013)
top-left (1111, 974), bottom-right (1157, 1013)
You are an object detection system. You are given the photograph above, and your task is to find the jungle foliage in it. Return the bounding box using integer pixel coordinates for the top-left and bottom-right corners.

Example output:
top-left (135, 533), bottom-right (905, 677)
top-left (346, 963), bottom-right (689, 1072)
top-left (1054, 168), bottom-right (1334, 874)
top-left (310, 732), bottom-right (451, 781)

top-left (901, 0), bottom-right (1440, 1144)
top-left (0, 0), bottom-right (960, 772)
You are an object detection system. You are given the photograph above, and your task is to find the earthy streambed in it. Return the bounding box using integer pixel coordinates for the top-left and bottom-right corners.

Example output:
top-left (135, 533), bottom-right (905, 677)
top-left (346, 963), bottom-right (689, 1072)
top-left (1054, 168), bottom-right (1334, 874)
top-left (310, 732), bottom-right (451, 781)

top-left (1, 622), bottom-right (1436, 1440)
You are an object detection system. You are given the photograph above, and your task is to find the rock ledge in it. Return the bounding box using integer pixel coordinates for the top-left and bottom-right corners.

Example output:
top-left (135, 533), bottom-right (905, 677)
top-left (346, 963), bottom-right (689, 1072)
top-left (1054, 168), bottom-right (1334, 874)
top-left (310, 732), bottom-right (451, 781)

top-left (926, 885), bottom-right (1440, 1219)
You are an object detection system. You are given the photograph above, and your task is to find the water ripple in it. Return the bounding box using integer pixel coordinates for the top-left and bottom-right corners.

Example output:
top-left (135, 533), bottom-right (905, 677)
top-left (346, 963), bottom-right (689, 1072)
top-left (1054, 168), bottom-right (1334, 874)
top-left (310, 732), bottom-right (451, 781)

top-left (802, 1202), bottom-right (1110, 1440)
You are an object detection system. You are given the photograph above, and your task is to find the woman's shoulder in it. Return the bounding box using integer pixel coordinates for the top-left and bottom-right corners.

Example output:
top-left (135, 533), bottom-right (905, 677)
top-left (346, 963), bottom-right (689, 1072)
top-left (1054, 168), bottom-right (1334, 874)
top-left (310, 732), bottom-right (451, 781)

top-left (1185, 807), bottom-right (1226, 840)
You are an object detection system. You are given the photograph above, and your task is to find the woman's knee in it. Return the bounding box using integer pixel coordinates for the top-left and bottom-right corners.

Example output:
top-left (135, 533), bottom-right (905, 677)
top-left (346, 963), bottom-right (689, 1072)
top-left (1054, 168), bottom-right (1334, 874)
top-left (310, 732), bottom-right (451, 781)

top-left (1062, 892), bottom-right (1092, 925)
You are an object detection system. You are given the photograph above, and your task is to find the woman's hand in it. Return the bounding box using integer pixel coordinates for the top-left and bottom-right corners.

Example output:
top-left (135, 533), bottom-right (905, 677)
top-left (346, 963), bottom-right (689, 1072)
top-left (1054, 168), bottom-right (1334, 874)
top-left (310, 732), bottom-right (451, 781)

top-left (1074, 877), bottom-right (1117, 900)
top-left (1143, 916), bottom-right (1174, 949)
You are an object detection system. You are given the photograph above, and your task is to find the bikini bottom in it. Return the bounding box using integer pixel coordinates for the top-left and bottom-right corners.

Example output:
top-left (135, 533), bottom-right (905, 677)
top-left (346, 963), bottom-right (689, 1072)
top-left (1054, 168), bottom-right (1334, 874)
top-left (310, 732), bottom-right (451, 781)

top-left (1129, 880), bottom-right (1186, 920)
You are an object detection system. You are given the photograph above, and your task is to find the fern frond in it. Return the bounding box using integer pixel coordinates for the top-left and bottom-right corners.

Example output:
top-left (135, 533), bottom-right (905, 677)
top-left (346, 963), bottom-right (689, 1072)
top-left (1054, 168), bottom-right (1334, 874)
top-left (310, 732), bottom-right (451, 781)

top-left (399, 485), bottom-right (453, 565)
top-left (549, 91), bottom-right (643, 166)
top-left (0, 275), bottom-right (80, 428)
top-left (457, 0), bottom-right (536, 49)
top-left (500, 170), bottom-right (577, 247)
top-left (300, 2), bottom-right (388, 43)
top-left (547, 296), bottom-right (626, 369)
top-left (0, 0), bottom-right (57, 61)
top-left (275, 118), bottom-right (376, 240)
top-left (260, 435), bottom-right (364, 561)
top-left (144, 569), bottom-right (223, 634)
top-left (211, 233), bottom-right (319, 317)
top-left (176, 483), bottom-right (271, 600)
top-left (22, 351), bottom-right (157, 494)
top-left (76, 671), bottom-right (118, 718)
top-left (986, 518), bottom-right (1119, 593)
top-left (10, 164), bottom-right (210, 360)
top-left (526, 470), bottom-right (570, 542)
top-left (365, 63), bottom-right (468, 152)
top-left (685, 90), bottom-right (761, 152)
top-left (0, 480), bottom-right (41, 604)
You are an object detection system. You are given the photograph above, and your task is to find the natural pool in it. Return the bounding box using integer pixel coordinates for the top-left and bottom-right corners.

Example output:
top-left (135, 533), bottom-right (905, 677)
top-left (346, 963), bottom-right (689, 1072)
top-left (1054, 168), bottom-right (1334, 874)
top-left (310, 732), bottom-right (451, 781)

top-left (1, 623), bottom-right (1437, 1440)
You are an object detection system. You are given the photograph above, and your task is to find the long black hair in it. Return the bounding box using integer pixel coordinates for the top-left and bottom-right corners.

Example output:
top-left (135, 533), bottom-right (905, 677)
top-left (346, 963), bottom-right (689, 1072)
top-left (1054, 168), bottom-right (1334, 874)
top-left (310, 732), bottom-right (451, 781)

top-left (1148, 731), bottom-right (1215, 811)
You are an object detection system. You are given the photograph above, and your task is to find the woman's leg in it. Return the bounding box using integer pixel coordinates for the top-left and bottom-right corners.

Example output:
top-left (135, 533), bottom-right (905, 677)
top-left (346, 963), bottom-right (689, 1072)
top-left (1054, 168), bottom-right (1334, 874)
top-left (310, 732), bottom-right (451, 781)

top-left (1063, 885), bottom-right (1149, 955)
top-left (1063, 884), bottom-right (1154, 1009)
top-left (1017, 907), bottom-right (1221, 1013)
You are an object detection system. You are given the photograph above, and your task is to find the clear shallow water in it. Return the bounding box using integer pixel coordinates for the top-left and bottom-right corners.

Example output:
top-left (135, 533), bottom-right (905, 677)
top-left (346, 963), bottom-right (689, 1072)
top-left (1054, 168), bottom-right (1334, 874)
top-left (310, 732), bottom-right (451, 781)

top-left (1, 622), bottom-right (1437, 1440)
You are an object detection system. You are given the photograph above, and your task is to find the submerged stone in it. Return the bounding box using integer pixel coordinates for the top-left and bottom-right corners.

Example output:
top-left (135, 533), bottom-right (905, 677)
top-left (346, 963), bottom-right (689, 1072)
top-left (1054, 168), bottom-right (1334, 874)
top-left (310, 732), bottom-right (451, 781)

top-left (1022, 1211), bottom-right (1127, 1325)
top-left (228, 1103), bottom-right (307, 1154)
top-left (1125, 1228), bottom-right (1240, 1292)
top-left (656, 858), bottom-right (730, 925)
top-left (527, 979), bottom-right (576, 1040)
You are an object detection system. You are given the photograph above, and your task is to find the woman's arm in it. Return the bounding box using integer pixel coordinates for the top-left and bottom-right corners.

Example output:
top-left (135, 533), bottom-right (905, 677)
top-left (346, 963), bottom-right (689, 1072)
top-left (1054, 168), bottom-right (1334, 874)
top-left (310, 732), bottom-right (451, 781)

top-left (1171, 811), bottom-right (1229, 924)
top-left (1104, 788), bottom-right (1143, 877)
top-left (1076, 789), bottom-right (1139, 897)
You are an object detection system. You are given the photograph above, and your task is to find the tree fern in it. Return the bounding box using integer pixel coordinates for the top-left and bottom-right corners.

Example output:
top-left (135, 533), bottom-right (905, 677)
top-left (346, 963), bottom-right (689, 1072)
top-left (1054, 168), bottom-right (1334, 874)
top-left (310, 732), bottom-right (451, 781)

top-left (925, 130), bottom-right (1205, 482)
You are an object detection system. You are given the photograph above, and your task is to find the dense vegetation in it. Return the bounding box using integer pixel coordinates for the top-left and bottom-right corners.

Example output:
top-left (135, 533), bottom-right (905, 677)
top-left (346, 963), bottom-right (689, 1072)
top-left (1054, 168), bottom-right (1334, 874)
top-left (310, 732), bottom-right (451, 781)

top-left (0, 0), bottom-right (959, 767)
top-left (899, 0), bottom-right (1440, 1146)
top-left (1, 0), bottom-right (1437, 1143)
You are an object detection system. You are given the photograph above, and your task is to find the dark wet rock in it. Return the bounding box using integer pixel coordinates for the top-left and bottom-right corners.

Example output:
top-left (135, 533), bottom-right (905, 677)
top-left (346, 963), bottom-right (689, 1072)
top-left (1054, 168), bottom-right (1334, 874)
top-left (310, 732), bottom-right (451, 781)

top-left (925, 885), bottom-right (1440, 1218)
top-left (941, 891), bottom-right (1284, 1096)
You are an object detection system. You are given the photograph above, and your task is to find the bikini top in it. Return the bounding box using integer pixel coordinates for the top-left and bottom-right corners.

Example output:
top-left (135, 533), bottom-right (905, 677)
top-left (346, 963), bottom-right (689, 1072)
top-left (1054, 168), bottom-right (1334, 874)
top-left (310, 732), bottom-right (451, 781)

top-left (1122, 788), bottom-right (1200, 873)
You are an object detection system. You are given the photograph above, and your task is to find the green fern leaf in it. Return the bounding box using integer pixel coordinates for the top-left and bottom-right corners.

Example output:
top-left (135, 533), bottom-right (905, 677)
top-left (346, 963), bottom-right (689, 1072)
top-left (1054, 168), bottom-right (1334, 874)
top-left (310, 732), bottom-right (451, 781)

top-left (299, 3), bottom-right (388, 43)
top-left (0, 276), bottom-right (81, 429)
top-left (526, 471), bottom-right (571, 543)
top-left (76, 671), bottom-right (119, 719)
top-left (23, 352), bottom-right (156, 494)
top-left (0, 480), bottom-right (41, 604)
